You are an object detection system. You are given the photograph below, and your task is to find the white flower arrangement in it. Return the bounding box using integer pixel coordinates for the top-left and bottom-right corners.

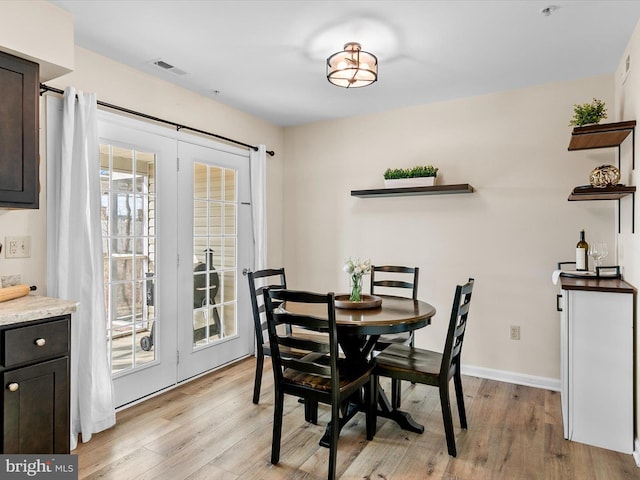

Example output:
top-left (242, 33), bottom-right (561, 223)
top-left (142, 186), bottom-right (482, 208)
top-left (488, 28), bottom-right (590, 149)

top-left (343, 257), bottom-right (371, 302)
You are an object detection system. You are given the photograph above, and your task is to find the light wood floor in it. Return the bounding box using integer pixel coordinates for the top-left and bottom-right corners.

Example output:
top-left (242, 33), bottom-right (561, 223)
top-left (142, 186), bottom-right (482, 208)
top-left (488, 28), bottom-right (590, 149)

top-left (74, 358), bottom-right (638, 479)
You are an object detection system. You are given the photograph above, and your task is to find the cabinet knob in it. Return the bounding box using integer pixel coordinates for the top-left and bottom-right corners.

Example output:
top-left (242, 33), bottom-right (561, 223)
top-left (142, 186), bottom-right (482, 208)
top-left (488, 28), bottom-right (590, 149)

top-left (7, 383), bottom-right (19, 392)
top-left (34, 338), bottom-right (46, 347)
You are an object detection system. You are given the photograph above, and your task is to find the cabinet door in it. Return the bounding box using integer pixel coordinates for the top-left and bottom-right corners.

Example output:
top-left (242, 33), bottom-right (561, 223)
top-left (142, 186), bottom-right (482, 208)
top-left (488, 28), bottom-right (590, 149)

top-left (3, 357), bottom-right (69, 454)
top-left (0, 51), bottom-right (39, 208)
top-left (569, 290), bottom-right (633, 453)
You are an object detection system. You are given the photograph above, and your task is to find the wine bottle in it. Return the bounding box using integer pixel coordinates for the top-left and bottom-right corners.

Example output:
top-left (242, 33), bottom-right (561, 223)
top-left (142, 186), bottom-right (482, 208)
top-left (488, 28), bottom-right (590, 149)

top-left (576, 230), bottom-right (589, 271)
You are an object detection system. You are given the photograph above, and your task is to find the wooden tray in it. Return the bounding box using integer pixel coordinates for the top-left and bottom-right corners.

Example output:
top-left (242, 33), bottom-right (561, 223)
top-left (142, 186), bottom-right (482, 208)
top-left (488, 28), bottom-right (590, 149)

top-left (335, 294), bottom-right (382, 309)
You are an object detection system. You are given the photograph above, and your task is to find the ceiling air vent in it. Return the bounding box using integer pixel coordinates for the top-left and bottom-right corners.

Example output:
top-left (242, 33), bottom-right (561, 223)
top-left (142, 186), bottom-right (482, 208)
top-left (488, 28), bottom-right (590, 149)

top-left (152, 59), bottom-right (187, 76)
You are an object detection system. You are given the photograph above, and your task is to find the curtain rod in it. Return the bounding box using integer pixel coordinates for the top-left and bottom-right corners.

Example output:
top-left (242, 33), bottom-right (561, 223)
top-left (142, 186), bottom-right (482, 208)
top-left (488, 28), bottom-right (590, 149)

top-left (39, 83), bottom-right (275, 157)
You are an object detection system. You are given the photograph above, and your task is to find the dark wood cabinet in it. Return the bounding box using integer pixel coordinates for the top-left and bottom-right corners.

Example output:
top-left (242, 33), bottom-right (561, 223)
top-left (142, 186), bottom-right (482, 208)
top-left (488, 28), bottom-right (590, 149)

top-left (0, 50), bottom-right (39, 209)
top-left (1, 315), bottom-right (70, 454)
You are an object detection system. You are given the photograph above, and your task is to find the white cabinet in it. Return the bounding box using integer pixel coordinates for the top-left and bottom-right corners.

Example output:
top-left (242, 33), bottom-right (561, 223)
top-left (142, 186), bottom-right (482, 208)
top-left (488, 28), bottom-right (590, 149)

top-left (559, 277), bottom-right (635, 454)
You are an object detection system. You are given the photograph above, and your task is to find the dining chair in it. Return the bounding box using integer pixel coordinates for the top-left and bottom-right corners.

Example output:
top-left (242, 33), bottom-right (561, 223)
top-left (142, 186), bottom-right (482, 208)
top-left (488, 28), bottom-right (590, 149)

top-left (264, 288), bottom-right (376, 480)
top-left (370, 265), bottom-right (419, 408)
top-left (373, 278), bottom-right (474, 457)
top-left (247, 268), bottom-right (288, 404)
top-left (247, 269), bottom-right (319, 422)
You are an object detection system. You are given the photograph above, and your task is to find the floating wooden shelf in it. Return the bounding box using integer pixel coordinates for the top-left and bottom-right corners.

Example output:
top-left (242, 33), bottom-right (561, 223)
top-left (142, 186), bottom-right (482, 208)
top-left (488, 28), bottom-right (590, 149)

top-left (568, 120), bottom-right (636, 151)
top-left (567, 120), bottom-right (636, 233)
top-left (351, 183), bottom-right (474, 198)
top-left (568, 185), bottom-right (636, 234)
top-left (568, 185), bottom-right (636, 201)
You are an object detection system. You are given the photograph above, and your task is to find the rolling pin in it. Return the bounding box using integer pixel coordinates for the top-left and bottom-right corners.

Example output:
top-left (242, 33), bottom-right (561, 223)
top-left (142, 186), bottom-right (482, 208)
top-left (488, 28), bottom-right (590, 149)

top-left (0, 284), bottom-right (37, 302)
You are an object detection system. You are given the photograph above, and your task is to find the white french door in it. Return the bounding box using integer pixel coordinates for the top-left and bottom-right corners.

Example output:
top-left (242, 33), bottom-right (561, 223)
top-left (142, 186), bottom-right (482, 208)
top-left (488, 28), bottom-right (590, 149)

top-left (176, 139), bottom-right (253, 381)
top-left (98, 112), bottom-right (252, 406)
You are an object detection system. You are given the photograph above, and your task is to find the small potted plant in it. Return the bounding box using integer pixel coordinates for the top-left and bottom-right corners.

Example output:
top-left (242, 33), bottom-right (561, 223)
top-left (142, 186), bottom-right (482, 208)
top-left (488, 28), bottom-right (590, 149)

top-left (384, 165), bottom-right (438, 188)
top-left (569, 98), bottom-right (608, 127)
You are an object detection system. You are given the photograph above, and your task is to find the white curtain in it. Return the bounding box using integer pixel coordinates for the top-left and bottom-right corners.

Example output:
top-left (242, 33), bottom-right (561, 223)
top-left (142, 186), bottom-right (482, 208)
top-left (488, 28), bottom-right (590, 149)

top-left (46, 88), bottom-right (115, 450)
top-left (250, 145), bottom-right (267, 270)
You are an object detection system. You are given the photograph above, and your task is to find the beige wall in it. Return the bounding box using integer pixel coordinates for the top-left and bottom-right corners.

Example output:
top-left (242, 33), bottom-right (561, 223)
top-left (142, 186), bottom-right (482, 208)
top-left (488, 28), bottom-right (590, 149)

top-left (283, 75), bottom-right (615, 382)
top-left (0, 45), bottom-right (285, 292)
top-left (614, 17), bottom-right (640, 453)
top-left (0, 1), bottom-right (74, 80)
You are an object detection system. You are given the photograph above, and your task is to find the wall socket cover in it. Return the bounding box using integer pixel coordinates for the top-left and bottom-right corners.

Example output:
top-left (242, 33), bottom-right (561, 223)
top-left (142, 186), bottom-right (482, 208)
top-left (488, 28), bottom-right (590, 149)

top-left (510, 325), bottom-right (521, 340)
top-left (5, 236), bottom-right (31, 258)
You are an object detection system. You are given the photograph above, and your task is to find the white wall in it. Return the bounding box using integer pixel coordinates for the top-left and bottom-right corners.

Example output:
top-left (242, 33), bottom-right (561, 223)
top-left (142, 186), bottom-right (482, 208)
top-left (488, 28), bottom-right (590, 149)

top-left (614, 17), bottom-right (640, 452)
top-left (283, 75), bottom-right (615, 382)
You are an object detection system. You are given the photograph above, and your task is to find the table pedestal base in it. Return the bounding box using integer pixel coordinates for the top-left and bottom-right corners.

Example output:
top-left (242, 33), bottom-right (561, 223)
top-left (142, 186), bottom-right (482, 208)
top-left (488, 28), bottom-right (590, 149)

top-left (318, 383), bottom-right (424, 447)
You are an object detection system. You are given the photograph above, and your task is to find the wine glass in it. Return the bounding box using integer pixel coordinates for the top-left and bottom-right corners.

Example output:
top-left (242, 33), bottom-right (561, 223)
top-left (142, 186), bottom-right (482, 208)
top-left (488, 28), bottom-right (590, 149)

top-left (597, 242), bottom-right (608, 266)
top-left (588, 242), bottom-right (608, 268)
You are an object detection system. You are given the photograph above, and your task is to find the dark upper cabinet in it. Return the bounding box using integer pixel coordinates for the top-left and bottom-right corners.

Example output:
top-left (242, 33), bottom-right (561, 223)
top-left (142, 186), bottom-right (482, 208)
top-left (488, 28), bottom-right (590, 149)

top-left (0, 51), bottom-right (39, 209)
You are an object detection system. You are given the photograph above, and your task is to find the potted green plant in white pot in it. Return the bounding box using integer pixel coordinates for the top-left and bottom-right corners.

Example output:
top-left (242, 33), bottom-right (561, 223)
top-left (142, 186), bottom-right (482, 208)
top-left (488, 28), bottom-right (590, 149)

top-left (384, 165), bottom-right (438, 188)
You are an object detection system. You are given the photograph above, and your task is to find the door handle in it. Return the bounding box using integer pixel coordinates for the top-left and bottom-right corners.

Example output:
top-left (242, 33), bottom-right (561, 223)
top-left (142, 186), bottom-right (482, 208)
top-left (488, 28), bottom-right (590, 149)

top-left (556, 294), bottom-right (563, 312)
top-left (242, 268), bottom-right (250, 276)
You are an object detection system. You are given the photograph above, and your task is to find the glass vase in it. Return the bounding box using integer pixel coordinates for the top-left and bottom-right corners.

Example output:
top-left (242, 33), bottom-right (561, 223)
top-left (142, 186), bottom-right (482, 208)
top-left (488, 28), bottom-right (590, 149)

top-left (349, 275), bottom-right (363, 302)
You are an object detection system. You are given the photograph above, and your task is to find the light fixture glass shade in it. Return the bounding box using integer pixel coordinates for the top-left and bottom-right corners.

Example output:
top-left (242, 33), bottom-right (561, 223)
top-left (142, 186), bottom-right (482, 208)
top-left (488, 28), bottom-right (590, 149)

top-left (326, 42), bottom-right (378, 88)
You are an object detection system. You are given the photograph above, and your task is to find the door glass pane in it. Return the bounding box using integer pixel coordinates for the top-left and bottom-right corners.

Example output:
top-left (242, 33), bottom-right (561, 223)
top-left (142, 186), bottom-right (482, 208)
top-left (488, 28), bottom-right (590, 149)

top-left (191, 162), bottom-right (238, 348)
top-left (224, 169), bottom-right (236, 202)
top-left (101, 144), bottom-right (157, 375)
top-left (209, 166), bottom-right (223, 201)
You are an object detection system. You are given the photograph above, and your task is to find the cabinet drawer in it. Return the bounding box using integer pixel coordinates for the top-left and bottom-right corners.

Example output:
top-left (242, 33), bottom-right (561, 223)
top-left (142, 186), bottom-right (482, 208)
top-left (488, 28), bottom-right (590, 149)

top-left (2, 318), bottom-right (69, 368)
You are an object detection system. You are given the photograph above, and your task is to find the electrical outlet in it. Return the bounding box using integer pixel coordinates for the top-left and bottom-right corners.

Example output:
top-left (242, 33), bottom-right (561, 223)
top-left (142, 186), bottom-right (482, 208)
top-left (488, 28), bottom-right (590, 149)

top-left (5, 236), bottom-right (31, 259)
top-left (510, 325), bottom-right (521, 340)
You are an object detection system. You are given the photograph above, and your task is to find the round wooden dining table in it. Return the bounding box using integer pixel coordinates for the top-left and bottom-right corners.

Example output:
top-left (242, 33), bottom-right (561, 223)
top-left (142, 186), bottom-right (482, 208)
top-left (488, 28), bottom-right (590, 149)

top-left (283, 294), bottom-right (437, 441)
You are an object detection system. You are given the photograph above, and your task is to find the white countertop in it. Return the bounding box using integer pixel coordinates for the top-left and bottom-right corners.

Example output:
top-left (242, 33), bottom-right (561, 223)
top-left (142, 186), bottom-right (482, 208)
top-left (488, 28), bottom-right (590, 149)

top-left (0, 295), bottom-right (78, 326)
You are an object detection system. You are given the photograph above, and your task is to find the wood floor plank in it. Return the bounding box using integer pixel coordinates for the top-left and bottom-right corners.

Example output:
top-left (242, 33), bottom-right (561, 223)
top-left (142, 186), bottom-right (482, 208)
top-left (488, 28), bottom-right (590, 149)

top-left (74, 358), bottom-right (639, 480)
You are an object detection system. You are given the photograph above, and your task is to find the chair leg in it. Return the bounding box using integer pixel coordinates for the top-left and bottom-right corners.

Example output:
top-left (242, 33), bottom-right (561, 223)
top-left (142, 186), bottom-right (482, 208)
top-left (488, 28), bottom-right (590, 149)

top-left (366, 376), bottom-right (376, 440)
top-left (328, 401), bottom-right (340, 480)
top-left (391, 378), bottom-right (402, 408)
top-left (439, 382), bottom-right (457, 457)
top-left (305, 398), bottom-right (318, 424)
top-left (409, 335), bottom-right (416, 386)
top-left (253, 353), bottom-right (264, 404)
top-left (453, 370), bottom-right (467, 429)
top-left (271, 390), bottom-right (284, 464)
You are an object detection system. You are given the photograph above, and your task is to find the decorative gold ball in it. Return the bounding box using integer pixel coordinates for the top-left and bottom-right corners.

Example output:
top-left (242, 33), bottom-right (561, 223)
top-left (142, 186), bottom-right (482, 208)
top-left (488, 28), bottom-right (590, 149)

top-left (589, 165), bottom-right (620, 188)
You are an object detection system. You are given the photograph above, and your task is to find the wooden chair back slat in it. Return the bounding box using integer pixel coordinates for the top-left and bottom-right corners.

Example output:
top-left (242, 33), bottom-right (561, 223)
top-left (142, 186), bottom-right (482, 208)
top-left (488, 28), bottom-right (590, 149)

top-left (279, 335), bottom-right (330, 354)
top-left (370, 265), bottom-right (419, 300)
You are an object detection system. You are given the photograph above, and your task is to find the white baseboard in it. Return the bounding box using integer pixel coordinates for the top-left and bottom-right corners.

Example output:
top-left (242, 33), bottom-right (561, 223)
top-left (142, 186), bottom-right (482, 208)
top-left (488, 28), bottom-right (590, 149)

top-left (633, 439), bottom-right (640, 467)
top-left (461, 364), bottom-right (561, 392)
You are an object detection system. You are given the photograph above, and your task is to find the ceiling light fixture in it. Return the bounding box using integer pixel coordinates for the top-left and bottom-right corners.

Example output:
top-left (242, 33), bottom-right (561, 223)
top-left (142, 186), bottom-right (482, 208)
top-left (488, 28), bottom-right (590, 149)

top-left (326, 42), bottom-right (378, 88)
